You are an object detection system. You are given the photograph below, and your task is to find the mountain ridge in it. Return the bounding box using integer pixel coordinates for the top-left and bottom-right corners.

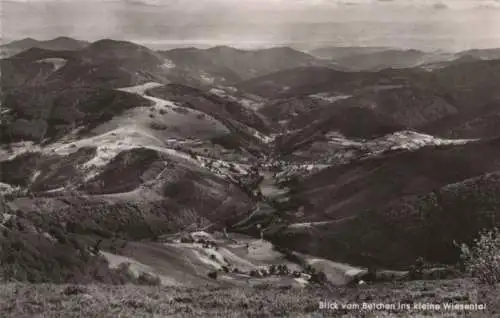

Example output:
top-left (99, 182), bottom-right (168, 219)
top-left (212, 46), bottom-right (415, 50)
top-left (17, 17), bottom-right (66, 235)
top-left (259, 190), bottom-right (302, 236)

top-left (2, 38), bottom-right (500, 290)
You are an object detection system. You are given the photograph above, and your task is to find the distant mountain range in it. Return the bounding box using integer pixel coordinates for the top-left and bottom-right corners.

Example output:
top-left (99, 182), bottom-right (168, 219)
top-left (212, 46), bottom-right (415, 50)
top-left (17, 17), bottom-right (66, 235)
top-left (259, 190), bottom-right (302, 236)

top-left (0, 37), bottom-right (90, 58)
top-left (309, 46), bottom-right (500, 71)
top-left (1, 36), bottom-right (500, 287)
top-left (3, 37), bottom-right (500, 71)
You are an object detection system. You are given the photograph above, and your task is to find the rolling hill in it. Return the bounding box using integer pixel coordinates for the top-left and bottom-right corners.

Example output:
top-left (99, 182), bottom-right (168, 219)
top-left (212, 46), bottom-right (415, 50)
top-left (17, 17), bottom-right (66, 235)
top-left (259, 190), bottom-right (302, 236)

top-left (2, 39), bottom-right (500, 292)
top-left (0, 37), bottom-right (89, 58)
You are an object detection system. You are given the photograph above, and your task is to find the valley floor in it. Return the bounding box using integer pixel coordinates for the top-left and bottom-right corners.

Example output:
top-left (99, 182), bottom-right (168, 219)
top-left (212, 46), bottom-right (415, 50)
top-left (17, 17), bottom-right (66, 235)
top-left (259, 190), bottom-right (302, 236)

top-left (1, 279), bottom-right (498, 317)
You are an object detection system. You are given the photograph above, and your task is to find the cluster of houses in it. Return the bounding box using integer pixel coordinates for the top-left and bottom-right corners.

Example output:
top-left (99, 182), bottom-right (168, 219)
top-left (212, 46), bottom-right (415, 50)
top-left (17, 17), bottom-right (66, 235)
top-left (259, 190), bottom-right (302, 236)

top-left (178, 233), bottom-right (459, 287)
top-left (184, 235), bottom-right (328, 284)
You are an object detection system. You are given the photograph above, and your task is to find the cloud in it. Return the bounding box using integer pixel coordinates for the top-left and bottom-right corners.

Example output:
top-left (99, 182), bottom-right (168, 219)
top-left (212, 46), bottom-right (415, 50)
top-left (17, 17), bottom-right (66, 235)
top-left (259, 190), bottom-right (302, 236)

top-left (399, 0), bottom-right (500, 10)
top-left (1, 0), bottom-right (497, 9)
top-left (124, 0), bottom-right (164, 6)
top-left (432, 2), bottom-right (449, 9)
top-left (128, 0), bottom-right (500, 10)
top-left (4, 0), bottom-right (119, 1)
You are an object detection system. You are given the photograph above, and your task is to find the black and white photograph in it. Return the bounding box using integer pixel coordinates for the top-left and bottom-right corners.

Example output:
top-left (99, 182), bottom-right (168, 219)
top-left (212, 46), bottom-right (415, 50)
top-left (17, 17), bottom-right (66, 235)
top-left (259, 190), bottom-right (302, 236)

top-left (1, 0), bottom-right (500, 316)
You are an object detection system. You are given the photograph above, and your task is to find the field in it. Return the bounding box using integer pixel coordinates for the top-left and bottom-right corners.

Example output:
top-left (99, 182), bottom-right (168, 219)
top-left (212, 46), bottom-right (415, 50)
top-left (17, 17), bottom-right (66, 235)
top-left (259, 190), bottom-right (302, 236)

top-left (1, 279), bottom-right (498, 317)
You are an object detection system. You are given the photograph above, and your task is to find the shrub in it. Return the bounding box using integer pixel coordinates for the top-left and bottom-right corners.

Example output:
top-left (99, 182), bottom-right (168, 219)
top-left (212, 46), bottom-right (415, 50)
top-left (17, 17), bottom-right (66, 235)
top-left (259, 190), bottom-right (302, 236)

top-left (269, 264), bottom-right (277, 275)
top-left (173, 107), bottom-right (189, 115)
top-left (408, 257), bottom-right (425, 280)
top-left (277, 264), bottom-right (289, 275)
top-left (310, 271), bottom-right (327, 284)
top-left (62, 285), bottom-right (88, 296)
top-left (459, 227), bottom-right (500, 284)
top-left (137, 272), bottom-right (161, 286)
top-left (207, 271), bottom-right (218, 280)
top-left (211, 134), bottom-right (242, 150)
top-left (180, 235), bottom-right (194, 243)
top-left (149, 122), bottom-right (167, 131)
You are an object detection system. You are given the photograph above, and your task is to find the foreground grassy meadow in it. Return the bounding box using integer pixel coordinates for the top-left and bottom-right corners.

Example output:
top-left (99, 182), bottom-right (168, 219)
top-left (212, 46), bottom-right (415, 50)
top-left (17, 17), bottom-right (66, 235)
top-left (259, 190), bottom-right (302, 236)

top-left (1, 279), bottom-right (499, 317)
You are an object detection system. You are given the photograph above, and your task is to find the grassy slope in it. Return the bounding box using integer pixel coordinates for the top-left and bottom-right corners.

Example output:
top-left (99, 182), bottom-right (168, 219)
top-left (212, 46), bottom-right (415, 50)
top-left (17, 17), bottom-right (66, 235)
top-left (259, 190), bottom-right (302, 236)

top-left (1, 280), bottom-right (498, 317)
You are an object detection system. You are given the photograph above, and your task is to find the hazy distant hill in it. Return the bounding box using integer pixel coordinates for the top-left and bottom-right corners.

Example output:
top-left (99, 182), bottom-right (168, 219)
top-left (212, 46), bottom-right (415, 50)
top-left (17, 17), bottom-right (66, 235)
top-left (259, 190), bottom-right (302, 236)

top-left (309, 46), bottom-right (500, 72)
top-left (456, 48), bottom-right (500, 60)
top-left (309, 46), bottom-right (393, 59)
top-left (1, 39), bottom-right (172, 89)
top-left (0, 37), bottom-right (89, 58)
top-left (160, 45), bottom-right (326, 84)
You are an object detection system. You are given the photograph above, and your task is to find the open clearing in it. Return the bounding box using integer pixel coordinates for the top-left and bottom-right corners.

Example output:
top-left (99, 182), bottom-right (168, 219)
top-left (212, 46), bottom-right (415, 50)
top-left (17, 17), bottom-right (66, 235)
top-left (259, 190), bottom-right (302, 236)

top-left (98, 233), bottom-right (365, 288)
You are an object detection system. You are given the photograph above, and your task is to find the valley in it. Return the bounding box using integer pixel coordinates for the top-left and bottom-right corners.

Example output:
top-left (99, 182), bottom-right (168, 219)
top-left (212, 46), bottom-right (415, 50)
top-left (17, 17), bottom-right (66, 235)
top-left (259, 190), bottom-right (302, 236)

top-left (1, 36), bottom-right (500, 316)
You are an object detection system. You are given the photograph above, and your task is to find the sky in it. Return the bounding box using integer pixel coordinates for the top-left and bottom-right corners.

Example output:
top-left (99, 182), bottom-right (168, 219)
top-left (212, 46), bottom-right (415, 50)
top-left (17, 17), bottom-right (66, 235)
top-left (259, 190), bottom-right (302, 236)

top-left (2, 0), bottom-right (500, 51)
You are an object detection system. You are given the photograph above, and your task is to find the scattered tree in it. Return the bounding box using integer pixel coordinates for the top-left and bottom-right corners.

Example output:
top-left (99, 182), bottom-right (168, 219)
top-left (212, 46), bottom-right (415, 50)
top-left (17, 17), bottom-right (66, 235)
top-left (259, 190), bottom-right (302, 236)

top-left (459, 228), bottom-right (500, 284)
top-left (408, 257), bottom-right (425, 280)
top-left (310, 270), bottom-right (328, 284)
